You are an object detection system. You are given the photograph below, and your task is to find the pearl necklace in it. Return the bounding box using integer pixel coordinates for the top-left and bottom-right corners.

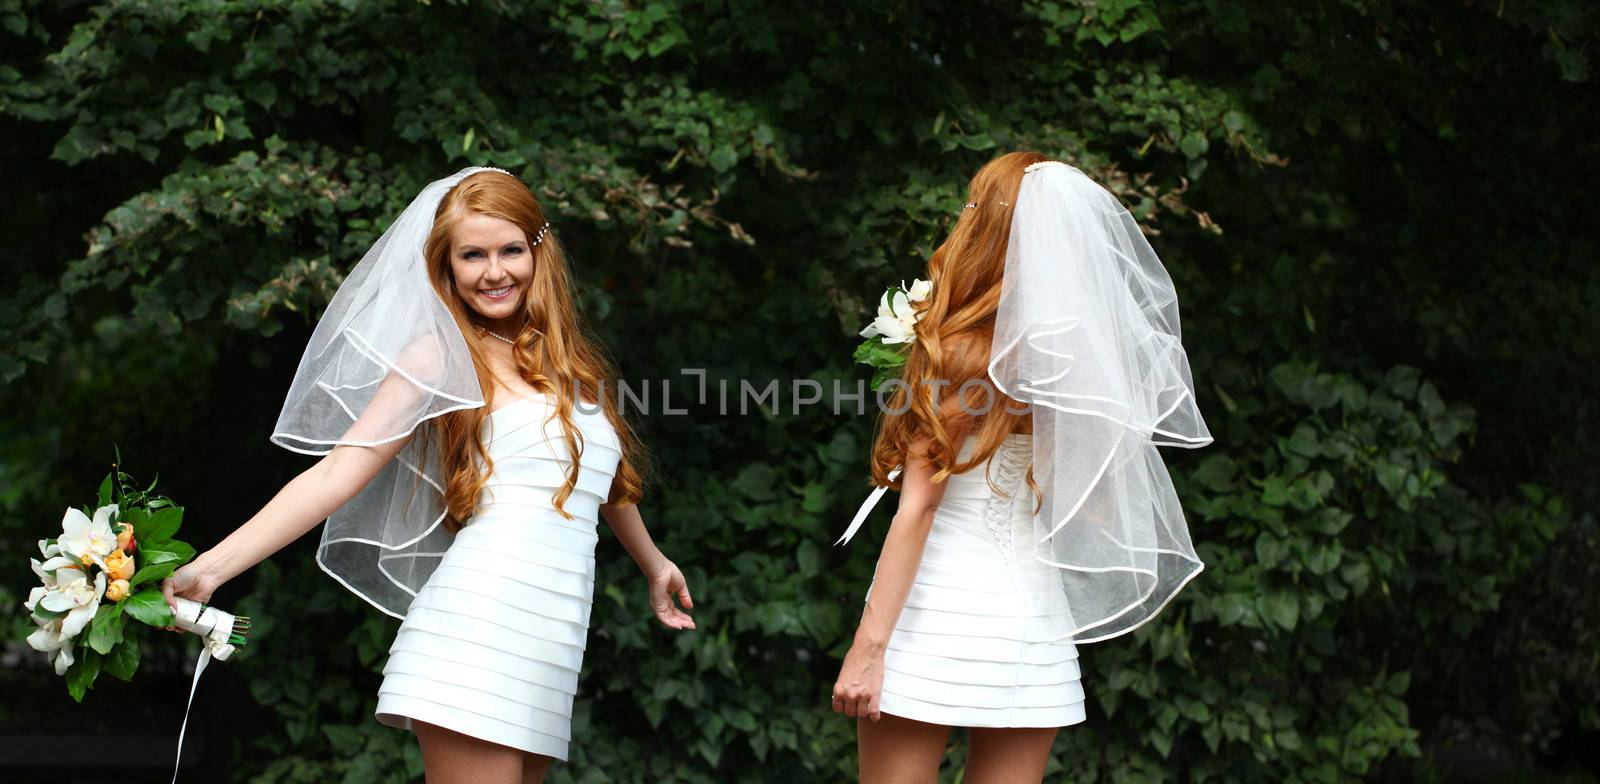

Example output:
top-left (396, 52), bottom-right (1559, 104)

top-left (478, 327), bottom-right (517, 346)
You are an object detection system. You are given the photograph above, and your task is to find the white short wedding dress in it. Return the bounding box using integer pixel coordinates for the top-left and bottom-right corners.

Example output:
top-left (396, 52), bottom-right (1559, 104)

top-left (375, 394), bottom-right (621, 760)
top-left (869, 434), bottom-right (1087, 728)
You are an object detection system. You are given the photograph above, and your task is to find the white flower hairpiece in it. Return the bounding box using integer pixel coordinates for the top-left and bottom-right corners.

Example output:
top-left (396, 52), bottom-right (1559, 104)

top-left (1025, 160), bottom-right (1069, 174)
top-left (859, 278), bottom-right (932, 345)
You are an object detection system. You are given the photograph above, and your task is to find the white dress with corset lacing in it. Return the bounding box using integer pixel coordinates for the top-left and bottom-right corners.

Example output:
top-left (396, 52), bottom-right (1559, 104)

top-left (375, 394), bottom-right (621, 760)
top-left (870, 433), bottom-right (1088, 728)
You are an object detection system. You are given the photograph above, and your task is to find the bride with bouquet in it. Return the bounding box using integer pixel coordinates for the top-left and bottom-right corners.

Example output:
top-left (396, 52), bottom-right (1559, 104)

top-left (159, 167), bottom-right (697, 783)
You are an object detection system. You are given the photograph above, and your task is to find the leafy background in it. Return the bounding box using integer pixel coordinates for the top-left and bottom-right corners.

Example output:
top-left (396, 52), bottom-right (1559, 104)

top-left (2, 1), bottom-right (1597, 782)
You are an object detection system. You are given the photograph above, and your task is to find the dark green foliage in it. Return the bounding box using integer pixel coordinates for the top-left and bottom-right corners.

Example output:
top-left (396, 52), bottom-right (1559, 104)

top-left (1, 1), bottom-right (1596, 781)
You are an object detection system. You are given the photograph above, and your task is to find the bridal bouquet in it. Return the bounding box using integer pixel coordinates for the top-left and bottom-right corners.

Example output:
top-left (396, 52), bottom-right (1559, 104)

top-left (854, 278), bottom-right (931, 390)
top-left (22, 459), bottom-right (248, 701)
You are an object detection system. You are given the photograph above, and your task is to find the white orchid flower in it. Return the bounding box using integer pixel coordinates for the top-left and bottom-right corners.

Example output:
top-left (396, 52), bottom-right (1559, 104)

top-left (24, 556), bottom-right (78, 618)
top-left (30, 555), bottom-right (79, 587)
top-left (24, 586), bottom-right (46, 615)
top-left (905, 278), bottom-right (932, 303)
top-left (26, 617), bottom-right (75, 675)
top-left (58, 504), bottom-right (119, 569)
top-left (860, 289), bottom-right (919, 344)
top-left (40, 568), bottom-right (105, 640)
top-left (38, 538), bottom-right (60, 558)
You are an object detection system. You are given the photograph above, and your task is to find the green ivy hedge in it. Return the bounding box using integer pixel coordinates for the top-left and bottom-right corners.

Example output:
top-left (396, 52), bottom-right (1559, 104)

top-left (2, 1), bottom-right (1595, 782)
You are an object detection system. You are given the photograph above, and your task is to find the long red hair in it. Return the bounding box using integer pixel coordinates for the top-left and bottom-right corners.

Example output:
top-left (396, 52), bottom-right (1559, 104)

top-left (869, 151), bottom-right (1046, 491)
top-left (422, 171), bottom-right (645, 529)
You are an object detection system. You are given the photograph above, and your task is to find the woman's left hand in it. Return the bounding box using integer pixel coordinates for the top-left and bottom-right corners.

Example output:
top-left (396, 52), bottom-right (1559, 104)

top-left (832, 639), bottom-right (886, 721)
top-left (647, 560), bottom-right (695, 630)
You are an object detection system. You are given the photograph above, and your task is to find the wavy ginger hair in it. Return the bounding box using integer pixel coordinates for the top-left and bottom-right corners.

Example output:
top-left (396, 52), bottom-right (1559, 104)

top-left (869, 151), bottom-right (1047, 493)
top-left (422, 171), bottom-right (645, 530)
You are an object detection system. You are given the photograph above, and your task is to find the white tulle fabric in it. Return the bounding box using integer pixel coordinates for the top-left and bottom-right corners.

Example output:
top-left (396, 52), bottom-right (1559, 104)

top-left (987, 162), bottom-right (1212, 643)
top-left (271, 167), bottom-right (497, 619)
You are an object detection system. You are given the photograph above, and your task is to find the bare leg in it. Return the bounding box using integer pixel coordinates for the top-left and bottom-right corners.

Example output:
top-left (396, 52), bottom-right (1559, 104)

top-left (521, 753), bottom-right (551, 784)
top-left (858, 713), bottom-right (951, 784)
top-left (415, 720), bottom-right (548, 784)
top-left (965, 726), bottom-right (1059, 784)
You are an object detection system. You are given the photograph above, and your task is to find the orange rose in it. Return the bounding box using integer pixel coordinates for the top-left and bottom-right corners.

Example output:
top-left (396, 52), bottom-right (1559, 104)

top-left (104, 578), bottom-right (130, 602)
top-left (104, 548), bottom-right (136, 581)
top-left (115, 522), bottom-right (135, 552)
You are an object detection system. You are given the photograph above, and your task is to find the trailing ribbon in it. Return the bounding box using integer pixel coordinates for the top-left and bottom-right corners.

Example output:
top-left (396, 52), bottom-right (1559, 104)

top-left (171, 644), bottom-right (211, 784)
top-left (168, 600), bottom-right (240, 783)
top-left (835, 466), bottom-right (901, 546)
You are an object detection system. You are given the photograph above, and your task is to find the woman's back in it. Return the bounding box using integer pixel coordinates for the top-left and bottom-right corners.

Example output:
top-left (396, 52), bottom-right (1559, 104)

top-left (867, 433), bottom-right (1086, 730)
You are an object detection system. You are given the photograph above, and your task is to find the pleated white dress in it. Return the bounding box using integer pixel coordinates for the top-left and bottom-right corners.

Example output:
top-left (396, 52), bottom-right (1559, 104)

top-left (375, 395), bottom-right (621, 760)
top-left (871, 434), bottom-right (1088, 728)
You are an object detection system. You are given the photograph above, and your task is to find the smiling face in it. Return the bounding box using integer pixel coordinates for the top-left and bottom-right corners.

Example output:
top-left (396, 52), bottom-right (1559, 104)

top-left (448, 211), bottom-right (534, 329)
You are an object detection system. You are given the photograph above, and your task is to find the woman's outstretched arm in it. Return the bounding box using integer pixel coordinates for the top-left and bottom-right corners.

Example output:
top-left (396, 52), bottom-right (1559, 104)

top-left (162, 438), bottom-right (409, 609)
top-left (162, 370), bottom-right (426, 611)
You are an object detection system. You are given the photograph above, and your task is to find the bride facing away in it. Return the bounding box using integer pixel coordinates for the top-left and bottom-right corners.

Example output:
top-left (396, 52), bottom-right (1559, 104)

top-left (162, 167), bottom-right (695, 783)
top-left (832, 152), bottom-right (1212, 783)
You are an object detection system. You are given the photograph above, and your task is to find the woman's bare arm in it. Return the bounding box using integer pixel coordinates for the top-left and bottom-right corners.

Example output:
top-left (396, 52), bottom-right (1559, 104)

top-left (832, 436), bottom-right (953, 721)
top-left (600, 500), bottom-right (667, 576)
top-left (167, 439), bottom-right (408, 603)
top-left (162, 370), bottom-right (427, 609)
top-left (854, 447), bottom-right (949, 652)
top-left (601, 485), bottom-right (695, 630)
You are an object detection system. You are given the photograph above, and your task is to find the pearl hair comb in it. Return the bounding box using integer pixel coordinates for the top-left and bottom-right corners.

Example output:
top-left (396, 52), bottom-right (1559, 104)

top-left (964, 161), bottom-right (1067, 210)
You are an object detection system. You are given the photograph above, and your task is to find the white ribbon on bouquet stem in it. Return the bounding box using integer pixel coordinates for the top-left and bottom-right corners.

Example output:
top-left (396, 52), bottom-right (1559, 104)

top-left (167, 597), bottom-right (240, 783)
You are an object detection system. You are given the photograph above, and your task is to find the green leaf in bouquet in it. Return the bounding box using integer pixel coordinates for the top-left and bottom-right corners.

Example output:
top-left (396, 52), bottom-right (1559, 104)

top-left (87, 601), bottom-right (126, 654)
top-left (138, 538), bottom-right (197, 572)
top-left (129, 559), bottom-right (182, 588)
top-left (124, 589), bottom-right (175, 627)
top-left (138, 506), bottom-right (184, 545)
top-left (102, 637), bottom-right (140, 681)
top-left (98, 472), bottom-right (114, 508)
top-left (65, 649), bottom-right (102, 702)
top-left (31, 604), bottom-right (68, 621)
top-left (120, 505), bottom-right (148, 527)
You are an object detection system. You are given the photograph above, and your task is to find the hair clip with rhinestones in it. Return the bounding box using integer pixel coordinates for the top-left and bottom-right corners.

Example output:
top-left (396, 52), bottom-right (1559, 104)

top-left (529, 221), bottom-right (552, 247)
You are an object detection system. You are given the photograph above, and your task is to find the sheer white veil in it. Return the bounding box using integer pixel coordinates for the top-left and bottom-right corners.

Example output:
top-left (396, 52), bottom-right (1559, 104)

top-left (271, 167), bottom-right (497, 618)
top-left (988, 162), bottom-right (1213, 643)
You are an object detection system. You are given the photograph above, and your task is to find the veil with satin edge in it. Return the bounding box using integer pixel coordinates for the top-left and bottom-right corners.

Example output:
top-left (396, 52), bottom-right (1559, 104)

top-left (269, 167), bottom-right (501, 619)
top-left (987, 161), bottom-right (1213, 643)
